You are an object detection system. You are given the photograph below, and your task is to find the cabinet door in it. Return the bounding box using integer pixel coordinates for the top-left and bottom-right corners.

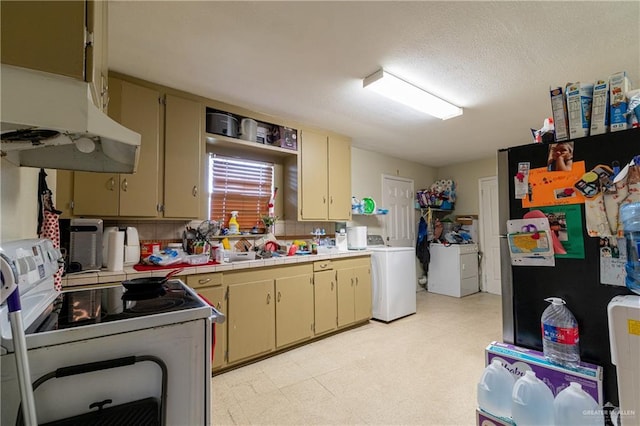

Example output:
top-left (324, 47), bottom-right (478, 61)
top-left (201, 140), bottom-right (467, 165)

top-left (72, 79), bottom-right (160, 217)
top-left (300, 129), bottom-right (328, 220)
top-left (164, 95), bottom-right (202, 218)
top-left (275, 274), bottom-right (314, 348)
top-left (353, 265), bottom-right (372, 322)
top-left (1, 1), bottom-right (86, 80)
top-left (227, 280), bottom-right (274, 363)
top-left (314, 270), bottom-right (337, 335)
top-left (336, 269), bottom-right (355, 327)
top-left (327, 135), bottom-right (352, 221)
top-left (73, 173), bottom-right (119, 216)
top-left (197, 286), bottom-right (227, 370)
top-left (117, 80), bottom-right (160, 217)
top-left (86, 0), bottom-right (109, 110)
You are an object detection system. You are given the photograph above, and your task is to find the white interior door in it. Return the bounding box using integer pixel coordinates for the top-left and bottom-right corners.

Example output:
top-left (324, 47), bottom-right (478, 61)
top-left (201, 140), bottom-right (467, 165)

top-left (382, 175), bottom-right (414, 247)
top-left (479, 176), bottom-right (501, 294)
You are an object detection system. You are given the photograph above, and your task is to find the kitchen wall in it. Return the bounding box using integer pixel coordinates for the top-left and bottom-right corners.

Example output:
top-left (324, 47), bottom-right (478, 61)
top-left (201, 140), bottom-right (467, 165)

top-left (0, 161), bottom-right (48, 241)
top-left (436, 155), bottom-right (497, 215)
top-left (1, 150), bottom-right (492, 244)
top-left (349, 146), bottom-right (436, 237)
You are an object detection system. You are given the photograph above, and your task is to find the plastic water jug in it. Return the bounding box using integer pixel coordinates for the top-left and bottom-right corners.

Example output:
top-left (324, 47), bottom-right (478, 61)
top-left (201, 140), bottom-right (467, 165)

top-left (554, 382), bottom-right (603, 426)
top-left (541, 297), bottom-right (580, 369)
top-left (620, 202), bottom-right (640, 295)
top-left (511, 370), bottom-right (555, 426)
top-left (477, 359), bottom-right (516, 419)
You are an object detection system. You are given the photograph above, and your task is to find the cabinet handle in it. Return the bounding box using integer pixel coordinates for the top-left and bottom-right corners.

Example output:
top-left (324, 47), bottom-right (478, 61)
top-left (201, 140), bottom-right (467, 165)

top-left (192, 186), bottom-right (198, 197)
top-left (319, 263), bottom-right (328, 269)
top-left (266, 293), bottom-right (271, 304)
top-left (331, 281), bottom-right (334, 291)
top-left (121, 179), bottom-right (128, 192)
top-left (323, 196), bottom-right (326, 204)
top-left (277, 291), bottom-right (281, 302)
top-left (330, 196), bottom-right (333, 205)
top-left (198, 278), bottom-right (211, 285)
top-left (355, 277), bottom-right (359, 286)
top-left (351, 278), bottom-right (354, 287)
top-left (216, 302), bottom-right (221, 309)
top-left (108, 177), bottom-right (115, 191)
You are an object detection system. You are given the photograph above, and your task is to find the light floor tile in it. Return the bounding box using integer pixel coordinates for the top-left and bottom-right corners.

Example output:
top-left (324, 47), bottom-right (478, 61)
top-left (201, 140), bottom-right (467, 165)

top-left (212, 290), bottom-right (502, 425)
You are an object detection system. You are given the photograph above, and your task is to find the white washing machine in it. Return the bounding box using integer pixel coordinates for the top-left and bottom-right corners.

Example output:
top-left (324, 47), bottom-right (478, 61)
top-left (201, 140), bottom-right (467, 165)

top-left (368, 235), bottom-right (417, 322)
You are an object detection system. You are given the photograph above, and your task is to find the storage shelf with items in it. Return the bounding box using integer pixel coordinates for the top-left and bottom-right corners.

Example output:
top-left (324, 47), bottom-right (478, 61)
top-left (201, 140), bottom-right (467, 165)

top-left (416, 179), bottom-right (456, 211)
top-left (205, 107), bottom-right (298, 158)
top-left (351, 196), bottom-right (389, 216)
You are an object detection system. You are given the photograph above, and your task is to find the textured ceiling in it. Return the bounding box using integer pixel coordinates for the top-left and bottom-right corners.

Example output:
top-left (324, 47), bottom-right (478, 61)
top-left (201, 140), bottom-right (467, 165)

top-left (109, 1), bottom-right (640, 167)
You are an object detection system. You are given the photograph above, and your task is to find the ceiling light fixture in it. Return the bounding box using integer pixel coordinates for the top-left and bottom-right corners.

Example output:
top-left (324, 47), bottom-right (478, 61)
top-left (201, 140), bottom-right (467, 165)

top-left (363, 68), bottom-right (463, 120)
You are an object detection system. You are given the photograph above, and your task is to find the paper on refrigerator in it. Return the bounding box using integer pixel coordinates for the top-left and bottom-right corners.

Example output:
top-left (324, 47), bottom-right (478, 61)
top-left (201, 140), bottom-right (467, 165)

top-left (507, 218), bottom-right (555, 266)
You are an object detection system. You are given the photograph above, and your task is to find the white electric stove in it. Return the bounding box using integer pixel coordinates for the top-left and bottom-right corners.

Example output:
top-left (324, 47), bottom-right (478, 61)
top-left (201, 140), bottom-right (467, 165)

top-left (0, 238), bottom-right (221, 425)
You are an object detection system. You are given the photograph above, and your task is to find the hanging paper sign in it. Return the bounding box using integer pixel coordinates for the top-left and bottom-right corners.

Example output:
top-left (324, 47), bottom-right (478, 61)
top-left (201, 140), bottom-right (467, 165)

top-left (600, 237), bottom-right (626, 286)
top-left (522, 161), bottom-right (587, 208)
top-left (536, 204), bottom-right (586, 259)
top-left (506, 218), bottom-right (555, 267)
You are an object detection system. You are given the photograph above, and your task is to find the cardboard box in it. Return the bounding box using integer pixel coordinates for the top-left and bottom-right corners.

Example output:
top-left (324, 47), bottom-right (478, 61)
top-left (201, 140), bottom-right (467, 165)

top-left (566, 82), bottom-right (594, 139)
top-left (476, 408), bottom-right (515, 426)
top-left (609, 71), bottom-right (632, 132)
top-left (485, 341), bottom-right (603, 405)
top-left (590, 79), bottom-right (610, 135)
top-left (268, 126), bottom-right (297, 150)
top-left (550, 86), bottom-right (569, 141)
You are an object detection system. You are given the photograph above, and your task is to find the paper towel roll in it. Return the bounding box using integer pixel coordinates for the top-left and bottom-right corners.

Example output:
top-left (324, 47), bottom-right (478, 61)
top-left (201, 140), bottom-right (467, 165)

top-left (107, 231), bottom-right (125, 271)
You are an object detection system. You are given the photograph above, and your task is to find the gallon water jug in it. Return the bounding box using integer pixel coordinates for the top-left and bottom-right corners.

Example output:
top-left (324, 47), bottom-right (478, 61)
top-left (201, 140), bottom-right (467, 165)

top-left (541, 297), bottom-right (580, 369)
top-left (619, 202), bottom-right (640, 295)
top-left (477, 359), bottom-right (516, 419)
top-left (554, 382), bottom-right (603, 426)
top-left (511, 370), bottom-right (555, 426)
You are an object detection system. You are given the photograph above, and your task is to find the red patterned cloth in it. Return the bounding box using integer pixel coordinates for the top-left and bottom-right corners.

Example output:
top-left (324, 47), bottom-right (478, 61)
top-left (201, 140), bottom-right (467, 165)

top-left (39, 210), bottom-right (62, 291)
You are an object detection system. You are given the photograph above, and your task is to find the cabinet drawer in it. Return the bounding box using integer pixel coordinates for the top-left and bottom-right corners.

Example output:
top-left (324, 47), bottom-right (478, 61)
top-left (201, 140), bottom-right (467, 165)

top-left (186, 273), bottom-right (222, 289)
top-left (313, 260), bottom-right (333, 272)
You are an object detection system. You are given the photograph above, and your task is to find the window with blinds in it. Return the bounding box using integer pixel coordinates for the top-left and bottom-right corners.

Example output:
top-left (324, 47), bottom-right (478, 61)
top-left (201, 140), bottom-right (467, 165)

top-left (209, 154), bottom-right (274, 231)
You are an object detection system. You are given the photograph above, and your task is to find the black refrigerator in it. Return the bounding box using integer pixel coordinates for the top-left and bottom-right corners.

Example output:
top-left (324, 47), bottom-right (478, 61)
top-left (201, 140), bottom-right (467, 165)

top-left (497, 127), bottom-right (640, 406)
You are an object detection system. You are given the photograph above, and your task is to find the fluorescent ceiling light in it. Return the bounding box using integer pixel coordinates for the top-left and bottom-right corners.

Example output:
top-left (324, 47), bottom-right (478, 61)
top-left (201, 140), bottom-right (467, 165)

top-left (363, 69), bottom-right (463, 120)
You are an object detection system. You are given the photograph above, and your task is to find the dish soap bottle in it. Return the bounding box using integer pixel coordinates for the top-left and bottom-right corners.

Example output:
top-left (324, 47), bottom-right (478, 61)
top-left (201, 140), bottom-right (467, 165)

top-left (228, 211), bottom-right (240, 234)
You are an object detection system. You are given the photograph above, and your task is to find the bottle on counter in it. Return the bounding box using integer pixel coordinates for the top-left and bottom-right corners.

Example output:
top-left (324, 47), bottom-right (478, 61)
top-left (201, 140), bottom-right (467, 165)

top-left (228, 211), bottom-right (240, 234)
top-left (541, 297), bottom-right (580, 369)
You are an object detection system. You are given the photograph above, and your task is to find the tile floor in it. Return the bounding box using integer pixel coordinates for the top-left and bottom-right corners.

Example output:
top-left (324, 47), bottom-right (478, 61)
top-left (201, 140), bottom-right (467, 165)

top-left (211, 289), bottom-right (502, 425)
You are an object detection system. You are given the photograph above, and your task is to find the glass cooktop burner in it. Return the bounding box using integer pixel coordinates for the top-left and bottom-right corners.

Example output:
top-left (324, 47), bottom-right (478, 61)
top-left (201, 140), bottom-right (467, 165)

top-left (27, 280), bottom-right (203, 334)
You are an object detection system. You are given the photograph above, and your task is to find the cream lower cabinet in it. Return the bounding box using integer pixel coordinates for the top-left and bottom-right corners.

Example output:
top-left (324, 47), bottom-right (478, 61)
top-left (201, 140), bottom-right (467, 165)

top-left (335, 258), bottom-right (372, 328)
top-left (275, 272), bottom-right (314, 348)
top-left (313, 269), bottom-right (337, 335)
top-left (186, 273), bottom-right (226, 370)
top-left (72, 78), bottom-right (161, 217)
top-left (227, 278), bottom-right (275, 364)
top-left (299, 129), bottom-right (351, 221)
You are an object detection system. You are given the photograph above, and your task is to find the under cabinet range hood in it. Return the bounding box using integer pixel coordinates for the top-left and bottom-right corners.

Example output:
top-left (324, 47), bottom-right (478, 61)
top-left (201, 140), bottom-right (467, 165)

top-left (1, 64), bottom-right (141, 173)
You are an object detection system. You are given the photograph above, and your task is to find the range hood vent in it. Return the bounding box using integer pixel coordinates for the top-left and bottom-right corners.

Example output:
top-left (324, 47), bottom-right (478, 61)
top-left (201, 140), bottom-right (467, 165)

top-left (1, 64), bottom-right (141, 173)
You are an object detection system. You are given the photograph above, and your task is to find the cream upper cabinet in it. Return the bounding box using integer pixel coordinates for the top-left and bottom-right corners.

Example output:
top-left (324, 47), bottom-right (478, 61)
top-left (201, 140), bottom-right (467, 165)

top-left (1, 0), bottom-right (109, 110)
top-left (163, 95), bottom-right (202, 218)
top-left (299, 129), bottom-right (351, 221)
top-left (73, 78), bottom-right (161, 217)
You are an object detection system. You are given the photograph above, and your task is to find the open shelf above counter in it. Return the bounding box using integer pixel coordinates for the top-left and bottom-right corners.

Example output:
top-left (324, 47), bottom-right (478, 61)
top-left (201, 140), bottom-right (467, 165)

top-left (205, 133), bottom-right (298, 159)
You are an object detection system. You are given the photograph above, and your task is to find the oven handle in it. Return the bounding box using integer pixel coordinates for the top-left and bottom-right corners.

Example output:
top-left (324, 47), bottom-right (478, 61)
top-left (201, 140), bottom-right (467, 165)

top-left (16, 355), bottom-right (168, 426)
top-left (197, 293), bottom-right (226, 324)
